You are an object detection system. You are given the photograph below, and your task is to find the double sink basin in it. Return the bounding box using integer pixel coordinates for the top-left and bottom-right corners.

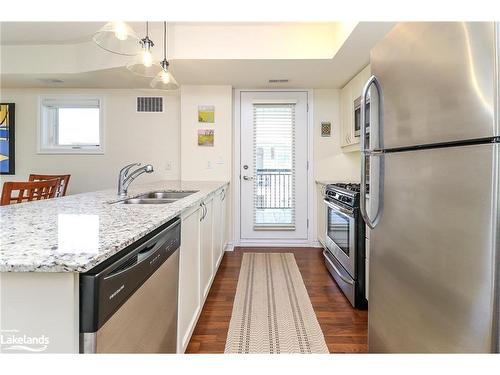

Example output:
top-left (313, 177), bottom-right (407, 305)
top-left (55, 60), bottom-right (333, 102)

top-left (114, 190), bottom-right (199, 205)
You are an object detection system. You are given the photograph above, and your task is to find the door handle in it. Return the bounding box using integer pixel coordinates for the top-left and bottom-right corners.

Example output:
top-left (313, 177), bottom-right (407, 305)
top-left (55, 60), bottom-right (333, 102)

top-left (243, 176), bottom-right (254, 181)
top-left (360, 75), bottom-right (384, 229)
top-left (200, 202), bottom-right (206, 221)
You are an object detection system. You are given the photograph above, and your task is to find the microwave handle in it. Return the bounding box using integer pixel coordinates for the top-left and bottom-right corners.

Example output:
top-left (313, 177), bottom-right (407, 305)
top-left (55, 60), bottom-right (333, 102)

top-left (360, 75), bottom-right (384, 229)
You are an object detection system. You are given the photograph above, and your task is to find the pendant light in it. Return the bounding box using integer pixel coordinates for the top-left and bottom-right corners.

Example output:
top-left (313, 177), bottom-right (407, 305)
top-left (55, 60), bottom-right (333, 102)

top-left (150, 22), bottom-right (179, 90)
top-left (126, 22), bottom-right (162, 77)
top-left (93, 22), bottom-right (141, 56)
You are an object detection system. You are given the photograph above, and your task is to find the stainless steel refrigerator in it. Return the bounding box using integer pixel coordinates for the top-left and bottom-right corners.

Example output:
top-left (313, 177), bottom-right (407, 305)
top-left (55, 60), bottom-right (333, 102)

top-left (359, 22), bottom-right (500, 353)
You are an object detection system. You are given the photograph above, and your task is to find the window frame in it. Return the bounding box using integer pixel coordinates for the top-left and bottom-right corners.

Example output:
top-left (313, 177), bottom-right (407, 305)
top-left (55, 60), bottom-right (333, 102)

top-left (38, 95), bottom-right (105, 154)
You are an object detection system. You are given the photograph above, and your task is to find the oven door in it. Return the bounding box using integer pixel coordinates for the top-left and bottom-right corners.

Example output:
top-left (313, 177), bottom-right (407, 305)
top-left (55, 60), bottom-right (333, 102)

top-left (324, 199), bottom-right (356, 278)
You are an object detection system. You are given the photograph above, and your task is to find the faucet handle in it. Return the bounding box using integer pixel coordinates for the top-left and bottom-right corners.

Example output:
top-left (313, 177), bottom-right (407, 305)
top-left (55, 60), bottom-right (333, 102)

top-left (120, 163), bottom-right (141, 178)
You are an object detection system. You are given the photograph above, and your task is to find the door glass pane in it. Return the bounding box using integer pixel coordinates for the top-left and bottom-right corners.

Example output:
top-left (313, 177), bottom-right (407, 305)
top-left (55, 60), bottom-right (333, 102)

top-left (253, 103), bottom-right (295, 229)
top-left (327, 207), bottom-right (350, 256)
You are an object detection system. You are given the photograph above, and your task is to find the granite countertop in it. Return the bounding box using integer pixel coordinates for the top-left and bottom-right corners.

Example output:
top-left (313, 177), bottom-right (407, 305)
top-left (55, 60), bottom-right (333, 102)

top-left (0, 180), bottom-right (229, 273)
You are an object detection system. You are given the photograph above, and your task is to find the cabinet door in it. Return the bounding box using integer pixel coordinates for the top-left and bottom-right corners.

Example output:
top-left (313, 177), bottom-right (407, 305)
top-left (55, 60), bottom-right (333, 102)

top-left (178, 206), bottom-right (201, 352)
top-left (340, 84), bottom-right (351, 147)
top-left (200, 198), bottom-right (213, 301)
top-left (219, 188), bottom-right (227, 264)
top-left (316, 184), bottom-right (326, 246)
top-left (212, 190), bottom-right (223, 270)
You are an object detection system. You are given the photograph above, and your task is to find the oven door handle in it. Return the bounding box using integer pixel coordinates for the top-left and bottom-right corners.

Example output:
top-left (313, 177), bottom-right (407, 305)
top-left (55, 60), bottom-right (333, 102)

top-left (323, 199), bottom-right (354, 217)
top-left (323, 251), bottom-right (355, 285)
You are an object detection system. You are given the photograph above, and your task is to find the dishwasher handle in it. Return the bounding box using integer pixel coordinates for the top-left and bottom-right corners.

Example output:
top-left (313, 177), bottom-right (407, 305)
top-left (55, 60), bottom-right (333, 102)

top-left (104, 219), bottom-right (180, 279)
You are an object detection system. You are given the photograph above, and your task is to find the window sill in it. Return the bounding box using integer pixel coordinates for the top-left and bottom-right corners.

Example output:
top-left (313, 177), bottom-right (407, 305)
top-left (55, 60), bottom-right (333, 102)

top-left (37, 149), bottom-right (105, 155)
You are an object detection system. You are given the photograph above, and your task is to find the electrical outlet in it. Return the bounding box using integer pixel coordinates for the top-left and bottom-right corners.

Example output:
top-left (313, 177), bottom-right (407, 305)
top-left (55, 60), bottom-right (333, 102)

top-left (207, 161), bottom-right (213, 169)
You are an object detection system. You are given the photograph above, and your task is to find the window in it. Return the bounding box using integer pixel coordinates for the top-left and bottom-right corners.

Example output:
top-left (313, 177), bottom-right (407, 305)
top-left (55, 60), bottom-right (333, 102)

top-left (39, 96), bottom-right (104, 153)
top-left (252, 103), bottom-right (295, 229)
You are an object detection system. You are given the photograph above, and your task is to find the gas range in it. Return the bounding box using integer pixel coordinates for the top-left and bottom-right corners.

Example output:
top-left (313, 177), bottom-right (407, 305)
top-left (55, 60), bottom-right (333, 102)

top-left (325, 183), bottom-right (362, 208)
top-left (323, 182), bottom-right (367, 309)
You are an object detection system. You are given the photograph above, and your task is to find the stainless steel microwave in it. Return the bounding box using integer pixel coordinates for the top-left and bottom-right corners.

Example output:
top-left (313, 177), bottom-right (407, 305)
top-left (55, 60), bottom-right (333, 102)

top-left (354, 96), bottom-right (370, 137)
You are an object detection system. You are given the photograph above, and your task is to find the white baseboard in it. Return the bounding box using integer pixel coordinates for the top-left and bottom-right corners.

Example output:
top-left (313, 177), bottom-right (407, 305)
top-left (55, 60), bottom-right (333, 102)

top-left (224, 242), bottom-right (235, 251)
top-left (310, 240), bottom-right (324, 248)
top-left (234, 240), bottom-right (322, 248)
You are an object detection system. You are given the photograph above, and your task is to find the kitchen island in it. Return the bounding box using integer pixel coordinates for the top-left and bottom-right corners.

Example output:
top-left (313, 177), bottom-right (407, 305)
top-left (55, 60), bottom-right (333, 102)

top-left (0, 180), bottom-right (229, 353)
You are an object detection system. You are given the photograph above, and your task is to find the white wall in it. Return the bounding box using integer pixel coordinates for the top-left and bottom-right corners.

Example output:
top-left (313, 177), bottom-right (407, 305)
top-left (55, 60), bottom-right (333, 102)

top-left (0, 89), bottom-right (180, 194)
top-left (312, 89), bottom-right (361, 244)
top-left (313, 89), bottom-right (360, 182)
top-left (180, 85), bottom-right (232, 181)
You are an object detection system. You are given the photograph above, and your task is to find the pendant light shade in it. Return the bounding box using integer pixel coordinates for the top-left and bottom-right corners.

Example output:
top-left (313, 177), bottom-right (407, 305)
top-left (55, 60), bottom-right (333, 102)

top-left (126, 57), bottom-right (162, 77)
top-left (93, 22), bottom-right (141, 56)
top-left (151, 60), bottom-right (179, 90)
top-left (126, 22), bottom-right (162, 77)
top-left (150, 22), bottom-right (179, 90)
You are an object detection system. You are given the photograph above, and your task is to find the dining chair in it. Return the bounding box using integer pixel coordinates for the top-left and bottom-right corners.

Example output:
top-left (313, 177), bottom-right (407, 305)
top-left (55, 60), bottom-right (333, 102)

top-left (1, 179), bottom-right (60, 206)
top-left (29, 174), bottom-right (71, 197)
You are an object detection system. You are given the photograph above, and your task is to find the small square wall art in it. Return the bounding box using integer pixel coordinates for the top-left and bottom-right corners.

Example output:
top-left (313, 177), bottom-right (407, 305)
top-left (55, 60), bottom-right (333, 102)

top-left (198, 129), bottom-right (215, 147)
top-left (321, 121), bottom-right (331, 137)
top-left (198, 105), bottom-right (215, 123)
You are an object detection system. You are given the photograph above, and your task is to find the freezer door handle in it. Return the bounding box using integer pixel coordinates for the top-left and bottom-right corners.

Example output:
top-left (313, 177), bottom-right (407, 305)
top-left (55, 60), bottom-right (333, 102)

top-left (360, 75), bottom-right (383, 229)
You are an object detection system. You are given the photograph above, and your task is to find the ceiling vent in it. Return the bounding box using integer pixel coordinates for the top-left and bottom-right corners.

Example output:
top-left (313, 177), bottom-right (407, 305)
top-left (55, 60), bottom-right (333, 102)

top-left (268, 79), bottom-right (289, 84)
top-left (137, 97), bottom-right (164, 113)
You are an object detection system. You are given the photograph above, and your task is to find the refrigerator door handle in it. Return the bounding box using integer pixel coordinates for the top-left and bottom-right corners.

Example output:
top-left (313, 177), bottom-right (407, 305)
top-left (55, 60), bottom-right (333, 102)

top-left (360, 75), bottom-right (383, 229)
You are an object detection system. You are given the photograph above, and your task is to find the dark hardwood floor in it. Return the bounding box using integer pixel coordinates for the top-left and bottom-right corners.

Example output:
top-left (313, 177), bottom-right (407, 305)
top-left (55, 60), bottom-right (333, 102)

top-left (185, 247), bottom-right (368, 354)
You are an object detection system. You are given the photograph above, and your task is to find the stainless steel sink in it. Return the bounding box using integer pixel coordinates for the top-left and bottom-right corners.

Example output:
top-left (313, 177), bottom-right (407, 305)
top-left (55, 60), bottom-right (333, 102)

top-left (115, 198), bottom-right (178, 205)
top-left (113, 190), bottom-right (199, 205)
top-left (137, 190), bottom-right (199, 200)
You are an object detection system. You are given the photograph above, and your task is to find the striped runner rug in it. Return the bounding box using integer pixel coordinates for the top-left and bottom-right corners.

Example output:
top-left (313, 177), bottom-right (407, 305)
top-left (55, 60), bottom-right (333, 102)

top-left (224, 253), bottom-right (329, 354)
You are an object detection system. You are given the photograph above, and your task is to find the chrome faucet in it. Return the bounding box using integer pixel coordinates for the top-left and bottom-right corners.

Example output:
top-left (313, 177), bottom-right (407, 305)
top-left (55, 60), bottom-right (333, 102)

top-left (118, 163), bottom-right (154, 197)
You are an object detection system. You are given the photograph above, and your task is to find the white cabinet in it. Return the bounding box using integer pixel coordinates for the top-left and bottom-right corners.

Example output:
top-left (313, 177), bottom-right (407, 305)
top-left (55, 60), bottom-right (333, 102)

top-left (177, 186), bottom-right (228, 353)
top-left (200, 197), bottom-right (214, 300)
top-left (178, 204), bottom-right (202, 352)
top-left (316, 184), bottom-right (327, 246)
top-left (340, 81), bottom-right (354, 148)
top-left (212, 187), bottom-right (227, 270)
top-left (340, 65), bottom-right (371, 152)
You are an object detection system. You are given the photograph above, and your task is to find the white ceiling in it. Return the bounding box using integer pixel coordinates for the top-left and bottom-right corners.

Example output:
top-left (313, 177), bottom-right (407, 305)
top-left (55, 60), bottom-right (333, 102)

top-left (0, 22), bottom-right (395, 89)
top-left (0, 22), bottom-right (164, 45)
top-left (0, 60), bottom-right (358, 89)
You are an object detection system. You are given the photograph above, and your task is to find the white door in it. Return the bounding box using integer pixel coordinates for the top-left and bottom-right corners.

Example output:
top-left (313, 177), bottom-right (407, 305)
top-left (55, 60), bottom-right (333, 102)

top-left (240, 91), bottom-right (309, 240)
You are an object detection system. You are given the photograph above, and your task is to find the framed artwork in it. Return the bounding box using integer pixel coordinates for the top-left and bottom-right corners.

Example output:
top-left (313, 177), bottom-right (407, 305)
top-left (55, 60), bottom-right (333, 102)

top-left (198, 105), bottom-right (215, 123)
top-left (198, 129), bottom-right (215, 147)
top-left (0, 103), bottom-right (15, 175)
top-left (321, 121), bottom-right (331, 137)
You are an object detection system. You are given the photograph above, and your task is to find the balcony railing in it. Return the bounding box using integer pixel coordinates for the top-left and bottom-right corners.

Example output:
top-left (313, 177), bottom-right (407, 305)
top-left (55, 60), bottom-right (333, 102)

top-left (255, 168), bottom-right (292, 209)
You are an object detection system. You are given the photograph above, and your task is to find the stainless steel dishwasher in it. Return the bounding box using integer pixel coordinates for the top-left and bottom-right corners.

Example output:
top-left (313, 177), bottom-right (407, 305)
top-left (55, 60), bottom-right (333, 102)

top-left (80, 217), bottom-right (180, 353)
